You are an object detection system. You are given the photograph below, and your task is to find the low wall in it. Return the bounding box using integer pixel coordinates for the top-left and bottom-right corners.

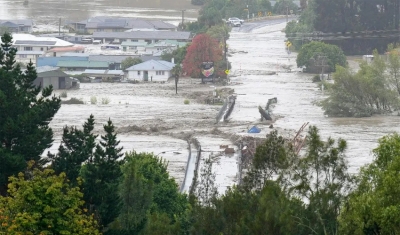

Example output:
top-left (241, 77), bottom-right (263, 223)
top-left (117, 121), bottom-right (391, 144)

top-left (180, 140), bottom-right (192, 193)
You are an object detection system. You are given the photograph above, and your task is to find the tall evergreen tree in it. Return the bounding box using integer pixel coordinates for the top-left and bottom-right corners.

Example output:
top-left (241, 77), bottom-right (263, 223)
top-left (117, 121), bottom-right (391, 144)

top-left (81, 119), bottom-right (124, 229)
top-left (48, 115), bottom-right (97, 185)
top-left (0, 32), bottom-right (61, 194)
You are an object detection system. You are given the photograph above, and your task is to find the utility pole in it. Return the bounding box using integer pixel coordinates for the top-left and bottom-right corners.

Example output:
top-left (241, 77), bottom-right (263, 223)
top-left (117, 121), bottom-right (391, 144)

top-left (181, 10), bottom-right (186, 31)
top-left (286, 5), bottom-right (289, 22)
top-left (59, 18), bottom-right (61, 36)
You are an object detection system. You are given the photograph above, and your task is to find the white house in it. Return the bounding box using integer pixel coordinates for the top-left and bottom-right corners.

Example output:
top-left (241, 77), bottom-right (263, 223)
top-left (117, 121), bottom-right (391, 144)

top-left (11, 34), bottom-right (73, 53)
top-left (127, 60), bottom-right (175, 82)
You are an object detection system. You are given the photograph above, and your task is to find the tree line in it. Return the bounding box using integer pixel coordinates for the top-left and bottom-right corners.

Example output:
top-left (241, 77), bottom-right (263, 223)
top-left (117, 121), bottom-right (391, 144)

top-left (286, 0), bottom-right (400, 54)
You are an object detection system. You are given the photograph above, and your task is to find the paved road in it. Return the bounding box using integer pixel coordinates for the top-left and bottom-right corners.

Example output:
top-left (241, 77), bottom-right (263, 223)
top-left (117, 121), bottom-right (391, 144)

top-left (234, 16), bottom-right (297, 33)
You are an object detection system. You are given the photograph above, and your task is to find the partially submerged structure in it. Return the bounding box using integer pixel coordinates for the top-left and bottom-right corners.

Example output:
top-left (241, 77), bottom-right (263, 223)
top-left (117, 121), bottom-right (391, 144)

top-left (34, 67), bottom-right (79, 89)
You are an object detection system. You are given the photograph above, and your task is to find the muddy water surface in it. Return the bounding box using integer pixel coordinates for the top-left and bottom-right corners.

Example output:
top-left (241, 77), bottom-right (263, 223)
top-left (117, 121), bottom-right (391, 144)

top-left (228, 22), bottom-right (400, 173)
top-left (0, 0), bottom-right (198, 25)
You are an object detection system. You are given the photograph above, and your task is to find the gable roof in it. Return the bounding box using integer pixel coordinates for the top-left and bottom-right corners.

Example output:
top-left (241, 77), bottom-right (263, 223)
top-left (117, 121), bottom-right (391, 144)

top-left (0, 19), bottom-right (33, 26)
top-left (57, 61), bottom-right (109, 68)
top-left (38, 69), bottom-right (69, 78)
top-left (92, 31), bottom-right (191, 41)
top-left (127, 60), bottom-right (175, 71)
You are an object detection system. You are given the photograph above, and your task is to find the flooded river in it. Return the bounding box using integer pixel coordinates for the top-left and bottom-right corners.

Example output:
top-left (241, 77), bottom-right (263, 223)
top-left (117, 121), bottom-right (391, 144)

top-left (0, 0), bottom-right (199, 25)
top-left (228, 20), bottom-right (400, 173)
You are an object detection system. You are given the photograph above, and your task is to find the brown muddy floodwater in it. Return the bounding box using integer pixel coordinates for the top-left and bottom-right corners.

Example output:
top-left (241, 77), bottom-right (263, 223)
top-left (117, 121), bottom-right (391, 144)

top-left (228, 21), bottom-right (400, 174)
top-left (0, 0), bottom-right (199, 25)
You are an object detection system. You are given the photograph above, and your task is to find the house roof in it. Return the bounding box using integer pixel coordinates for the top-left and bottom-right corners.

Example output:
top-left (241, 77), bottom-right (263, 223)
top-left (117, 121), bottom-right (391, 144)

top-left (148, 20), bottom-right (176, 29)
top-left (88, 55), bottom-right (161, 63)
top-left (62, 52), bottom-right (90, 57)
top-left (0, 19), bottom-right (33, 26)
top-left (47, 46), bottom-right (85, 53)
top-left (38, 69), bottom-right (69, 78)
top-left (83, 69), bottom-right (124, 75)
top-left (121, 41), bottom-right (149, 47)
top-left (127, 59), bottom-right (175, 71)
top-left (92, 31), bottom-right (191, 41)
top-left (73, 17), bottom-right (177, 31)
top-left (57, 61), bottom-right (109, 68)
top-left (10, 34), bottom-right (73, 47)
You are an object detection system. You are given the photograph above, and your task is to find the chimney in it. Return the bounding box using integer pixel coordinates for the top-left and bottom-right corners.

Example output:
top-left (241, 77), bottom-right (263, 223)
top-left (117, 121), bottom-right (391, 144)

top-left (171, 58), bottom-right (175, 64)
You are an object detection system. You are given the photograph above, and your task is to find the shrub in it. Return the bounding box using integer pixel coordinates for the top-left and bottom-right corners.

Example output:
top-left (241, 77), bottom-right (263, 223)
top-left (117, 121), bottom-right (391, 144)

top-left (60, 91), bottom-right (68, 98)
top-left (61, 97), bottom-right (84, 104)
top-left (90, 96), bottom-right (97, 105)
top-left (184, 99), bottom-right (190, 105)
top-left (101, 97), bottom-right (111, 105)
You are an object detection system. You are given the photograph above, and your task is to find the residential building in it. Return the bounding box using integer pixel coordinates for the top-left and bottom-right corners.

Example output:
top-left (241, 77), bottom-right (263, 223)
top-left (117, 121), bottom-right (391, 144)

top-left (82, 69), bottom-right (124, 81)
top-left (34, 67), bottom-right (79, 89)
top-left (0, 19), bottom-right (33, 33)
top-left (66, 17), bottom-right (177, 34)
top-left (88, 55), bottom-right (161, 70)
top-left (92, 31), bottom-right (191, 44)
top-left (57, 61), bottom-right (110, 71)
top-left (11, 34), bottom-right (73, 52)
top-left (45, 46), bottom-right (85, 57)
top-left (16, 51), bottom-right (44, 65)
top-left (127, 59), bottom-right (175, 82)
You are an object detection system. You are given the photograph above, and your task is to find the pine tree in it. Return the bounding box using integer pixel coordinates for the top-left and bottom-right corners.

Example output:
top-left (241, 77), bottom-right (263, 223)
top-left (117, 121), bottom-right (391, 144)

top-left (0, 32), bottom-right (61, 194)
top-left (81, 118), bottom-right (124, 228)
top-left (48, 115), bottom-right (97, 185)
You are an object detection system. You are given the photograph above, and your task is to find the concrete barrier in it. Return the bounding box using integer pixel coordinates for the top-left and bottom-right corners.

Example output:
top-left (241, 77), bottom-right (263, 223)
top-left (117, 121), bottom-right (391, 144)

top-left (189, 145), bottom-right (202, 196)
top-left (180, 140), bottom-right (192, 193)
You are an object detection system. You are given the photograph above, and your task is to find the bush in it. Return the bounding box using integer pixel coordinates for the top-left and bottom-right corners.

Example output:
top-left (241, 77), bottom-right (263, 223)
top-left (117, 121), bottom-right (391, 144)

top-left (90, 96), bottom-right (97, 105)
top-left (101, 97), bottom-right (111, 105)
top-left (312, 75), bottom-right (320, 82)
top-left (61, 97), bottom-right (84, 104)
top-left (60, 91), bottom-right (68, 98)
top-left (184, 99), bottom-right (190, 105)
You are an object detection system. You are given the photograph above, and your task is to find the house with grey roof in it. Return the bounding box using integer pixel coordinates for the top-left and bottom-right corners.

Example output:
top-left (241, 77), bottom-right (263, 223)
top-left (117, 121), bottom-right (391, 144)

top-left (66, 17), bottom-right (177, 34)
top-left (34, 67), bottom-right (79, 89)
top-left (0, 19), bottom-right (33, 33)
top-left (92, 31), bottom-right (191, 45)
top-left (127, 59), bottom-right (175, 82)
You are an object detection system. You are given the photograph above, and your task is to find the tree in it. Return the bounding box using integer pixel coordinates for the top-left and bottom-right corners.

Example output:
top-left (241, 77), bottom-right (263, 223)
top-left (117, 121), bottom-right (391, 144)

top-left (81, 118), bottom-right (124, 229)
top-left (0, 163), bottom-right (100, 234)
top-left (109, 152), bottom-right (189, 234)
top-left (339, 134), bottom-right (400, 234)
top-left (171, 64), bottom-right (182, 94)
top-left (121, 57), bottom-right (142, 71)
top-left (48, 115), bottom-right (97, 186)
top-left (296, 41), bottom-right (347, 72)
top-left (161, 45), bottom-right (188, 65)
top-left (183, 34), bottom-right (222, 78)
top-left (273, 0), bottom-right (298, 15)
top-left (387, 44), bottom-right (400, 95)
top-left (0, 32), bottom-right (61, 194)
top-left (242, 130), bottom-right (294, 191)
top-left (191, 0), bottom-right (205, 6)
top-left (286, 126), bottom-right (352, 235)
top-left (321, 51), bottom-right (400, 117)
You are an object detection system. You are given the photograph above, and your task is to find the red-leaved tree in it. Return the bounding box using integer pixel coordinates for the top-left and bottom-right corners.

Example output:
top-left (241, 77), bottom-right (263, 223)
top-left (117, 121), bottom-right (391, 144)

top-left (183, 33), bottom-right (223, 78)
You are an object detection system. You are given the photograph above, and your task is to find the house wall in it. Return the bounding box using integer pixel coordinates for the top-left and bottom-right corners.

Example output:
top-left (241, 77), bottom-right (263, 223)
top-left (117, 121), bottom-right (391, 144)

top-left (16, 54), bottom-right (40, 65)
top-left (15, 45), bottom-right (50, 52)
top-left (128, 70), bottom-right (170, 82)
top-left (42, 77), bottom-right (60, 89)
top-left (51, 50), bottom-right (85, 57)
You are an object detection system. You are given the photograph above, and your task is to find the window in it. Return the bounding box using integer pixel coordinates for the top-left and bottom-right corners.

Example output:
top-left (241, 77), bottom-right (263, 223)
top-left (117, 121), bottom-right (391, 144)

top-left (162, 71), bottom-right (165, 75)
top-left (40, 47), bottom-right (43, 51)
top-left (19, 54), bottom-right (27, 58)
top-left (137, 71), bottom-right (141, 75)
top-left (24, 47), bottom-right (32, 51)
